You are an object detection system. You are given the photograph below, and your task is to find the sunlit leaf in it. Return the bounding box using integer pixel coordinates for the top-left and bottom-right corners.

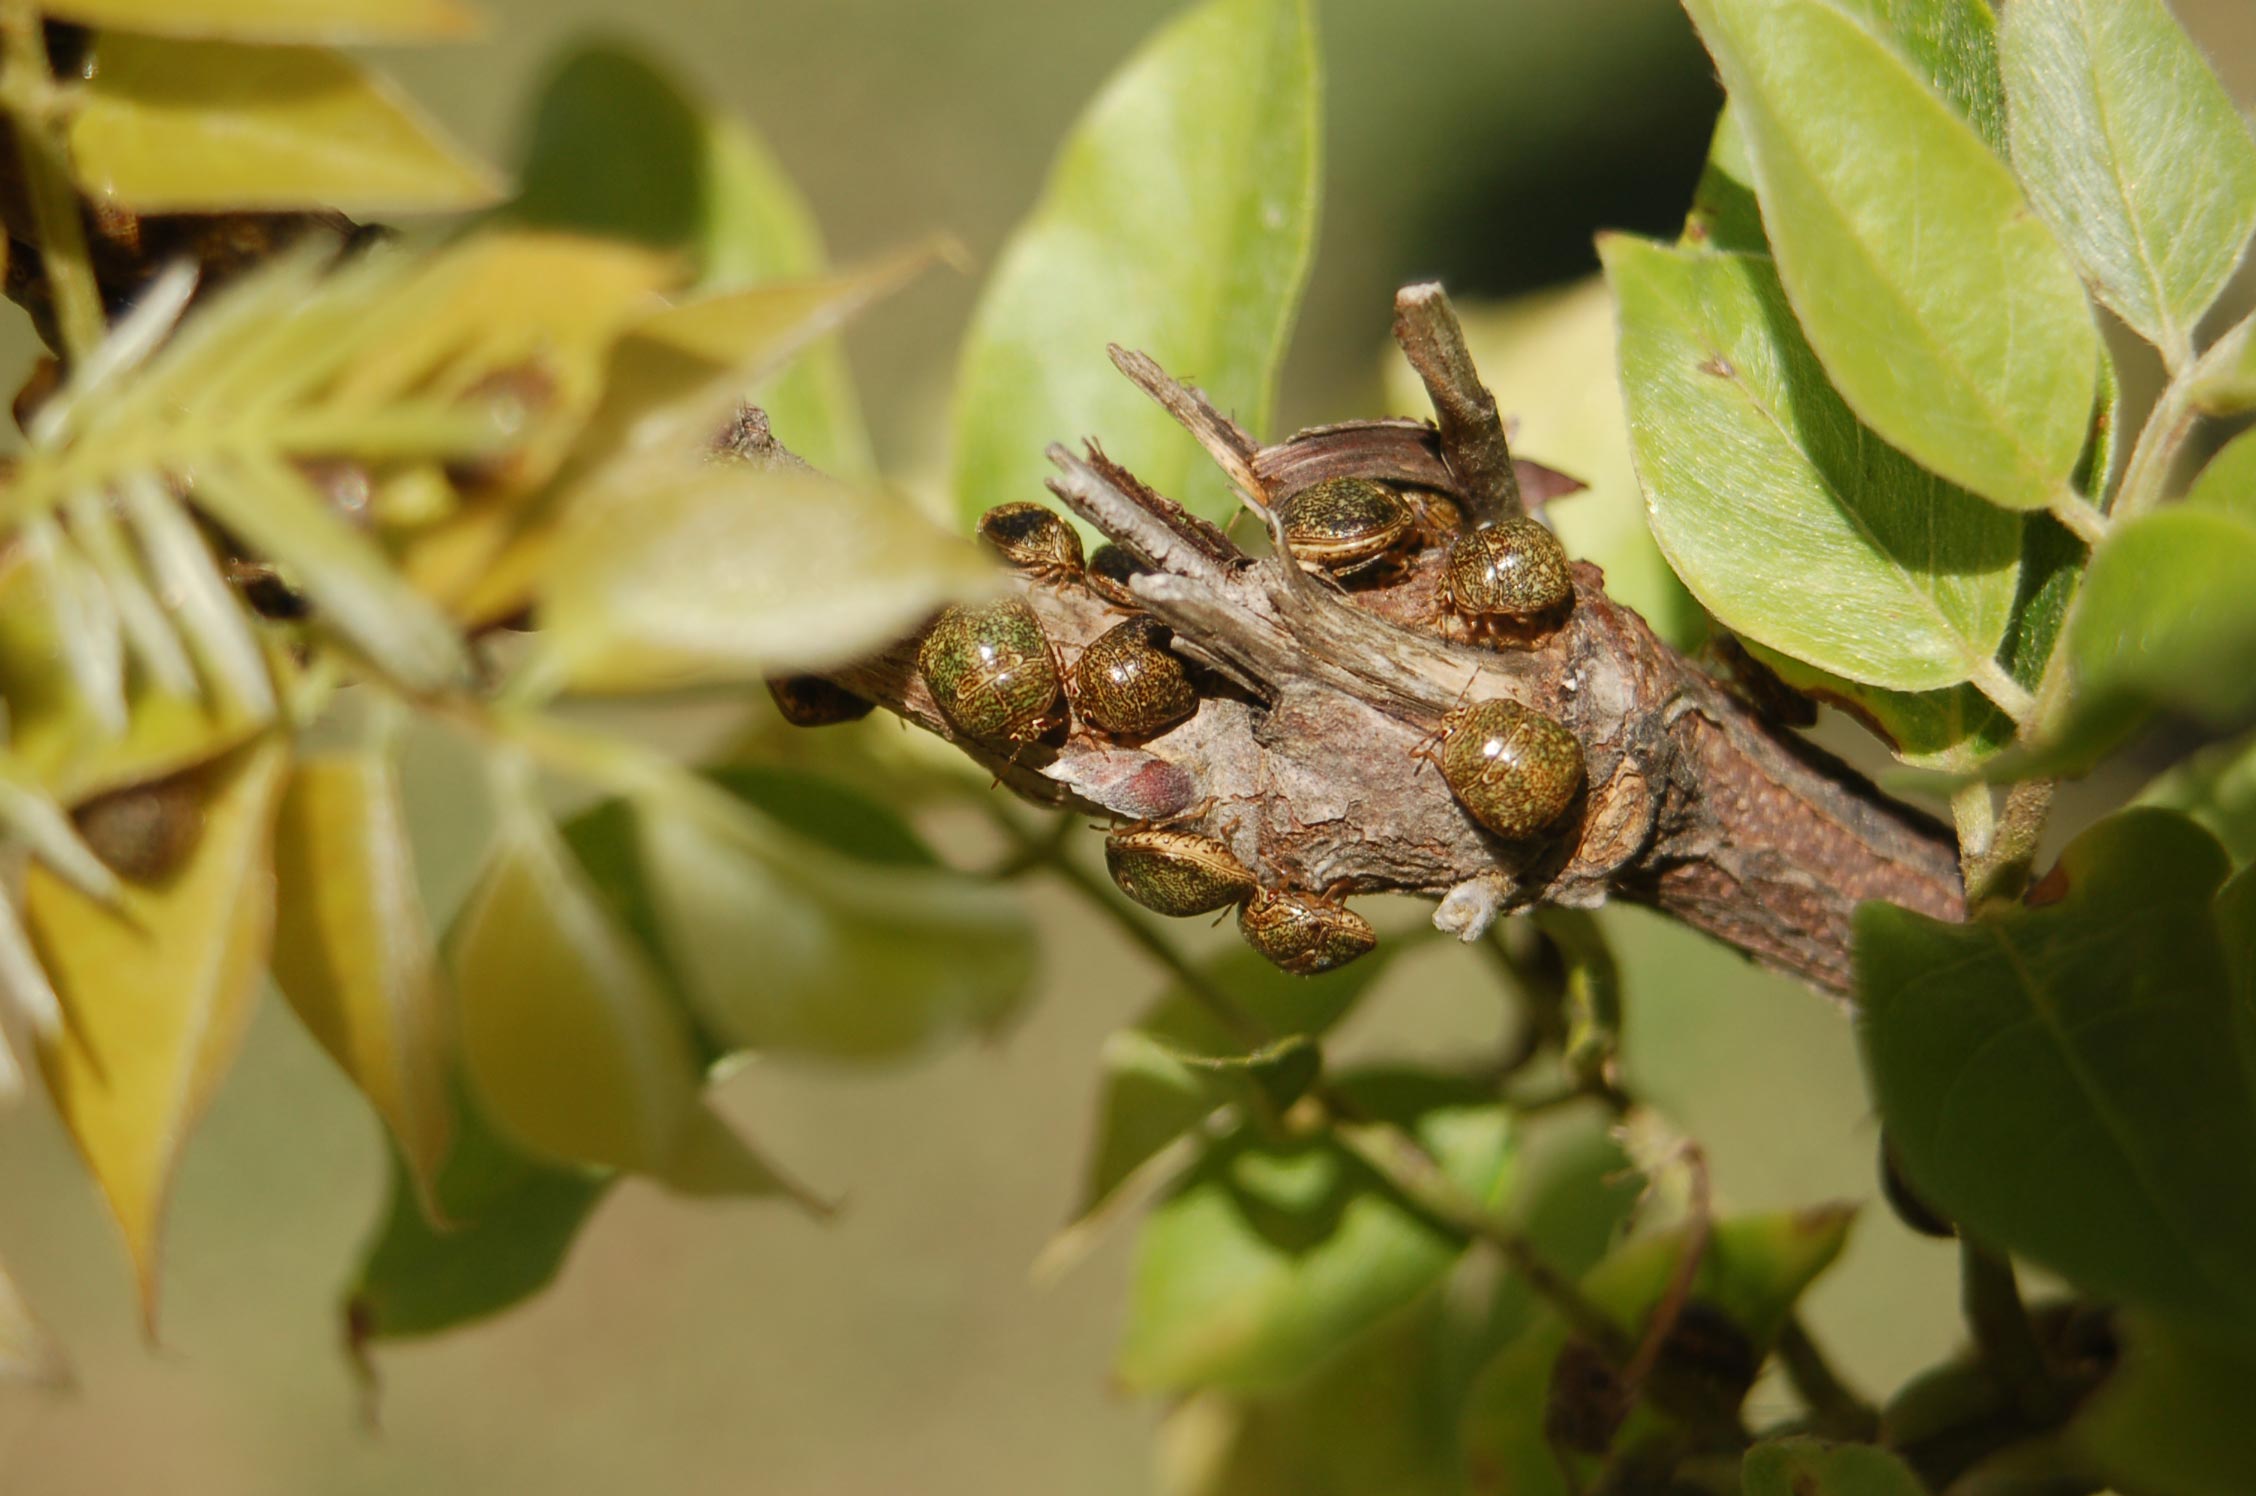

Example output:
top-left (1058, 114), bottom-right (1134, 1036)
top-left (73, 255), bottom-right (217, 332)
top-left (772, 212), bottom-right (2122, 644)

top-left (270, 745), bottom-right (452, 1212)
top-left (2186, 425), bottom-right (2256, 525)
top-left (510, 40), bottom-right (872, 473)
top-left (2068, 1312), bottom-right (2256, 1496)
top-left (952, 0), bottom-right (1318, 533)
top-left (69, 34), bottom-right (502, 215)
top-left (2038, 504), bottom-right (2256, 768)
top-left (1603, 238), bottom-right (2022, 692)
top-left (538, 465), bottom-right (995, 693)
top-left (451, 776), bottom-right (702, 1174)
top-left (2000, 0), bottom-right (2256, 366)
top-left (1119, 1070), bottom-right (1513, 1394)
top-left (1742, 1438), bottom-right (1925, 1496)
top-left (1859, 809), bottom-right (2256, 1344)
top-left (42, 0), bottom-right (477, 42)
top-left (1459, 1208), bottom-right (1855, 1496)
top-left (27, 738), bottom-right (288, 1323)
top-left (567, 766), bottom-right (1032, 1064)
top-left (1682, 0), bottom-right (2099, 512)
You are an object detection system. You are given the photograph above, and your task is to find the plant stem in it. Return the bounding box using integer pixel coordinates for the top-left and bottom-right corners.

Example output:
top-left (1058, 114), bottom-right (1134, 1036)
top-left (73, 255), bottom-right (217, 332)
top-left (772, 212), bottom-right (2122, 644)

top-left (0, 1), bottom-right (104, 366)
top-left (2113, 323), bottom-right (2249, 522)
top-left (1963, 779), bottom-right (2055, 911)
top-left (1960, 1241), bottom-right (2065, 1425)
top-left (2042, 490), bottom-right (2107, 547)
top-left (991, 801), bottom-right (1628, 1344)
top-left (1776, 1315), bottom-right (1880, 1440)
top-left (1968, 658), bottom-right (2036, 725)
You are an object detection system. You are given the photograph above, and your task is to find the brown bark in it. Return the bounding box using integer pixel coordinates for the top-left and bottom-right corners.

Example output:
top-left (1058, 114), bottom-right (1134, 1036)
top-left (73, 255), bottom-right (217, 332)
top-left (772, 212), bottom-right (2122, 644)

top-left (823, 293), bottom-right (1962, 999)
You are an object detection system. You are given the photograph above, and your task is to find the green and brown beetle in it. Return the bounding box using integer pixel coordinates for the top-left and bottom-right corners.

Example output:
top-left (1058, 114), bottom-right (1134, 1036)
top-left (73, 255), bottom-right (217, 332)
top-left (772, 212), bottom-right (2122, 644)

top-left (1237, 888), bottom-right (1376, 975)
top-left (1105, 827), bottom-right (1257, 917)
top-left (1272, 476), bottom-right (1417, 578)
top-left (1072, 615), bottom-right (1198, 738)
top-left (977, 500), bottom-right (1084, 582)
top-left (916, 598), bottom-right (1068, 748)
top-left (1435, 516), bottom-right (1572, 638)
top-left (1085, 543), bottom-right (1154, 608)
top-left (1413, 695), bottom-right (1583, 840)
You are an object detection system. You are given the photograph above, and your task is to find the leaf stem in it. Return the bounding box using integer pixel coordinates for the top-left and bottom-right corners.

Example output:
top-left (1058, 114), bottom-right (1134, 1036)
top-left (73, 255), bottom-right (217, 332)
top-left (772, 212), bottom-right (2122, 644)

top-left (1962, 779), bottom-right (2054, 911)
top-left (2042, 489), bottom-right (2108, 547)
top-left (1967, 657), bottom-right (2036, 725)
top-left (1775, 1314), bottom-right (1879, 1440)
top-left (1960, 1241), bottom-right (2066, 1424)
top-left (0, 2), bottom-right (103, 366)
top-left (2113, 322), bottom-right (2250, 522)
top-left (989, 800), bottom-right (1629, 1345)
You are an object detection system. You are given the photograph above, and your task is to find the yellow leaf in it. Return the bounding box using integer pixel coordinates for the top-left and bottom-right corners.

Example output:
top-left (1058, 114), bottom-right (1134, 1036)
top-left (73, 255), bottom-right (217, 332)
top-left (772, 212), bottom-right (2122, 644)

top-left (540, 466), bottom-right (997, 693)
top-left (451, 788), bottom-right (701, 1174)
top-left (41, 0), bottom-right (478, 43)
top-left (69, 35), bottom-right (503, 215)
top-left (27, 738), bottom-right (289, 1327)
top-left (441, 247), bottom-right (937, 627)
top-left (270, 750), bottom-right (451, 1214)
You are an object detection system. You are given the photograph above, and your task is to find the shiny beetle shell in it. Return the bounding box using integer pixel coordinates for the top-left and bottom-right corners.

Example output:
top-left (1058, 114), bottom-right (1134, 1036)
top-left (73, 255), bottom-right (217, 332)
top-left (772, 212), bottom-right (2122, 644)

top-left (1085, 543), bottom-right (1153, 607)
top-left (1104, 828), bottom-right (1257, 917)
top-left (1439, 516), bottom-right (1572, 623)
top-left (1237, 889), bottom-right (1377, 976)
top-left (1073, 616), bottom-right (1198, 737)
top-left (765, 674), bottom-right (874, 727)
top-left (1274, 476), bottom-right (1415, 577)
top-left (917, 599), bottom-right (1066, 745)
top-left (977, 500), bottom-right (1084, 580)
top-left (1430, 697), bottom-right (1583, 840)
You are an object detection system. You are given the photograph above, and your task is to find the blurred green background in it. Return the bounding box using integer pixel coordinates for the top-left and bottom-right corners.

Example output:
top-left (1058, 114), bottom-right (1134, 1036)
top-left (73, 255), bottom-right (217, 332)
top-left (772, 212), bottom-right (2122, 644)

top-left (2, 2), bottom-right (2250, 1492)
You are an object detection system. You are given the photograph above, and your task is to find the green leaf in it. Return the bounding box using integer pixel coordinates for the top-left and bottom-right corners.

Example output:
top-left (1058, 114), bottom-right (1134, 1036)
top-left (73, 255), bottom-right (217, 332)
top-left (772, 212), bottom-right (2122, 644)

top-left (538, 465), bottom-right (996, 694)
top-left (1837, 0), bottom-right (2006, 152)
top-left (2186, 425), bottom-right (2256, 525)
top-left (1460, 1208), bottom-right (1855, 1496)
top-left (1858, 809), bottom-right (2256, 1343)
top-left (511, 42), bottom-right (871, 474)
top-left (1118, 1070), bottom-right (1513, 1394)
top-left (451, 775), bottom-right (703, 1174)
top-left (1742, 641), bottom-right (2010, 770)
top-left (42, 0), bottom-right (476, 42)
top-left (270, 745), bottom-right (453, 1214)
top-left (1683, 104), bottom-right (1766, 254)
top-left (1602, 238), bottom-right (2022, 692)
top-left (346, 1073), bottom-right (607, 1342)
top-left (1682, 0), bottom-right (2099, 512)
top-left (631, 768), bottom-right (1036, 1063)
top-left (951, 0), bottom-right (1318, 533)
top-left (2052, 504), bottom-right (2256, 763)
top-left (27, 738), bottom-right (288, 1325)
top-left (2068, 1312), bottom-right (2256, 1496)
top-left (1743, 1438), bottom-right (1926, 1496)
top-left (69, 34), bottom-right (501, 215)
top-left (1058, 943), bottom-right (1399, 1250)
top-left (2192, 314), bottom-right (2256, 417)
top-left (2140, 733), bottom-right (2256, 866)
top-left (2000, 0), bottom-right (2256, 366)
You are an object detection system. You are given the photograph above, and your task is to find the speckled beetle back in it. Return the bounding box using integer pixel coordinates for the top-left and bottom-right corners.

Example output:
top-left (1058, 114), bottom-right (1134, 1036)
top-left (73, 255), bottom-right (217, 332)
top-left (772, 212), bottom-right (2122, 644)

top-left (1073, 616), bottom-right (1198, 737)
top-left (917, 599), bottom-right (1066, 745)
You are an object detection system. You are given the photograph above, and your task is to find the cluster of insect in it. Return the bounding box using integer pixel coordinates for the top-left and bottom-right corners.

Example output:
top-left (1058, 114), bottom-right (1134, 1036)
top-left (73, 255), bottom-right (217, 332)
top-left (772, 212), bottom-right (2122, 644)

top-left (770, 478), bottom-right (1585, 976)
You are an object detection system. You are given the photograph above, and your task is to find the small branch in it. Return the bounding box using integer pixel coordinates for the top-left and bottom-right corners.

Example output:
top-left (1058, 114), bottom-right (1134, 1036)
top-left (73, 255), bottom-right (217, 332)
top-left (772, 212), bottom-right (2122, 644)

top-left (2111, 324), bottom-right (2249, 521)
top-left (1392, 282), bottom-right (1524, 525)
top-left (1962, 779), bottom-right (2055, 911)
top-left (1775, 1316), bottom-right (1880, 1440)
top-left (0, 2), bottom-right (104, 364)
top-left (1106, 344), bottom-right (1267, 505)
top-left (1960, 1241), bottom-right (2066, 1425)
